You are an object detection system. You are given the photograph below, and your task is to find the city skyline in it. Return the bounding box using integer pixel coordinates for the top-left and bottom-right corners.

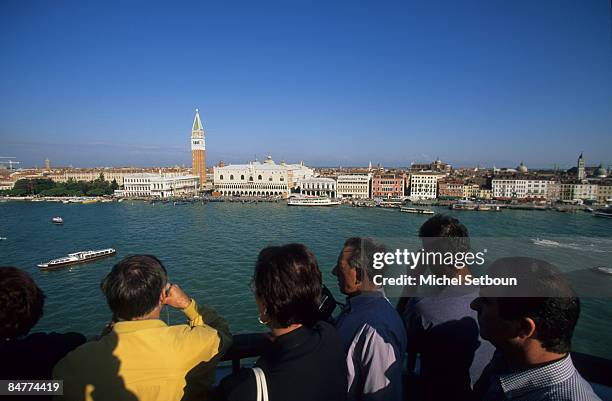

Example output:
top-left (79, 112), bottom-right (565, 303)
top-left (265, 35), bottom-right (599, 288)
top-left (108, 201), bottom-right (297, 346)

top-left (1, 0), bottom-right (611, 168)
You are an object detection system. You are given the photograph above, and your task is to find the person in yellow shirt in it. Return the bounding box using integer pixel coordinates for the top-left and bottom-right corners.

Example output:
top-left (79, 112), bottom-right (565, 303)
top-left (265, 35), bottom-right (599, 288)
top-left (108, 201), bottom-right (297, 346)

top-left (53, 255), bottom-right (232, 401)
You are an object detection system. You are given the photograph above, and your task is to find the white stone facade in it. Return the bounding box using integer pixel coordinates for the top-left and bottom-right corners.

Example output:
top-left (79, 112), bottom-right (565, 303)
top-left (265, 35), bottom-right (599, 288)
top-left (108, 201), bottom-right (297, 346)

top-left (492, 179), bottom-right (550, 199)
top-left (299, 177), bottom-right (337, 197)
top-left (213, 156), bottom-right (314, 197)
top-left (409, 173), bottom-right (444, 200)
top-left (123, 174), bottom-right (199, 198)
top-left (559, 183), bottom-right (598, 202)
top-left (337, 174), bottom-right (371, 199)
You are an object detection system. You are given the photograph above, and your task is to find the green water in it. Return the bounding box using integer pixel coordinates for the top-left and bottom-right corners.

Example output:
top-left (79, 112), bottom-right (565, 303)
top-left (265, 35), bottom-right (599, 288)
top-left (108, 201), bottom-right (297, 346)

top-left (0, 201), bottom-right (610, 359)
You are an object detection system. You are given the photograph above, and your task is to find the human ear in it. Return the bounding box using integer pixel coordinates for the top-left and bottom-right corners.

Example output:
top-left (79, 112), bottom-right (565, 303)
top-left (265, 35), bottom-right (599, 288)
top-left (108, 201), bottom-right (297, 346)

top-left (517, 317), bottom-right (536, 339)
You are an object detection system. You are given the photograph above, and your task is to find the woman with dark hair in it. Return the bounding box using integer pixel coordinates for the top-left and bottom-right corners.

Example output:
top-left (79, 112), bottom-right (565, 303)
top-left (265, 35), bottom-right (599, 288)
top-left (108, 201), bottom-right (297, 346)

top-left (216, 244), bottom-right (347, 401)
top-left (0, 267), bottom-right (85, 384)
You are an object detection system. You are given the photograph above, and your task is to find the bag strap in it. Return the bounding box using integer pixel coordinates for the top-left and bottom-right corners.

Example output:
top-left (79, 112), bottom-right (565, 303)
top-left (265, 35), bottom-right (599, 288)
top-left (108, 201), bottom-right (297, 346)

top-left (252, 367), bottom-right (269, 401)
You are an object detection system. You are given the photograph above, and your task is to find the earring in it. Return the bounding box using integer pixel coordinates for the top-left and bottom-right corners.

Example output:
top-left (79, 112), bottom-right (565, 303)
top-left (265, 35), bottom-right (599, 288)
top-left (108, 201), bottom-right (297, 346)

top-left (258, 309), bottom-right (269, 325)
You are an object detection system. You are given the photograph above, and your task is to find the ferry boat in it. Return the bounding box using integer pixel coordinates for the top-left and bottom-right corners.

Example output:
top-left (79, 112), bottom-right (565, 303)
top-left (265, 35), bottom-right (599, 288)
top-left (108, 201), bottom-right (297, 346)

top-left (287, 196), bottom-right (341, 206)
top-left (399, 206), bottom-right (434, 215)
top-left (51, 216), bottom-right (64, 224)
top-left (37, 248), bottom-right (116, 269)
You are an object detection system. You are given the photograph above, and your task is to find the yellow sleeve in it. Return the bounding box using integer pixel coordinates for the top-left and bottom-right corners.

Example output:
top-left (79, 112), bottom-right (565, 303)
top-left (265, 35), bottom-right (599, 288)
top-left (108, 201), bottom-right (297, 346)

top-left (182, 298), bottom-right (233, 355)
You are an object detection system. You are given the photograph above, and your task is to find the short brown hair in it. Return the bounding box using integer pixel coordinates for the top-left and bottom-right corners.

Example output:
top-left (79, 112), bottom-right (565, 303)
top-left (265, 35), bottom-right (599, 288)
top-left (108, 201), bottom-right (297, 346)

top-left (254, 244), bottom-right (322, 327)
top-left (0, 267), bottom-right (45, 339)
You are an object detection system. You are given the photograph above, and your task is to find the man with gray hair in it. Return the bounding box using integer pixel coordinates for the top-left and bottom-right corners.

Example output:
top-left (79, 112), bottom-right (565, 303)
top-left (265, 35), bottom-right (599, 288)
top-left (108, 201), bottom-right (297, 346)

top-left (332, 237), bottom-right (407, 401)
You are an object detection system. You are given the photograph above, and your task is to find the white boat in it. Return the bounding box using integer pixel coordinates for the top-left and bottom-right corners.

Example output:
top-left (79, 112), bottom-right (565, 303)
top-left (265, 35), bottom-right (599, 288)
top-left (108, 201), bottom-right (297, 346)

top-left (592, 267), bottom-right (612, 275)
top-left (37, 248), bottom-right (116, 269)
top-left (287, 196), bottom-right (341, 206)
top-left (532, 238), bottom-right (560, 246)
top-left (0, 237), bottom-right (6, 240)
top-left (52, 216), bottom-right (64, 224)
top-left (400, 206), bottom-right (434, 215)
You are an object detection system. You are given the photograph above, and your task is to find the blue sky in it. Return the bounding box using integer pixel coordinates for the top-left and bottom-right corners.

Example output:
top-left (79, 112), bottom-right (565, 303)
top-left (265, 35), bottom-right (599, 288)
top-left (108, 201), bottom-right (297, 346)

top-left (1, 0), bottom-right (611, 169)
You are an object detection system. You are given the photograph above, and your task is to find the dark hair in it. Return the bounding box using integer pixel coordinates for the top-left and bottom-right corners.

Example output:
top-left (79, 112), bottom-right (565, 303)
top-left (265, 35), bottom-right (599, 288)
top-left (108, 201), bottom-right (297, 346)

top-left (254, 244), bottom-right (322, 327)
top-left (0, 267), bottom-right (45, 339)
top-left (343, 237), bottom-right (387, 280)
top-left (101, 255), bottom-right (167, 321)
top-left (487, 257), bottom-right (580, 353)
top-left (419, 214), bottom-right (470, 253)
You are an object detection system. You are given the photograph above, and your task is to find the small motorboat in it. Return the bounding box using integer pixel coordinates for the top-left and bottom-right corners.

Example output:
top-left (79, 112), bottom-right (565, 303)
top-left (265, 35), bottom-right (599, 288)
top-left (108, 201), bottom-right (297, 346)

top-left (592, 267), bottom-right (612, 276)
top-left (52, 217), bottom-right (64, 224)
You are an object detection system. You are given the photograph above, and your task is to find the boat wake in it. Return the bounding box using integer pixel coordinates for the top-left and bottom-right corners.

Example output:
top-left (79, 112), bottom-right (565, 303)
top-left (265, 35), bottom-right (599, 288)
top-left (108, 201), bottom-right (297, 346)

top-left (531, 238), bottom-right (611, 253)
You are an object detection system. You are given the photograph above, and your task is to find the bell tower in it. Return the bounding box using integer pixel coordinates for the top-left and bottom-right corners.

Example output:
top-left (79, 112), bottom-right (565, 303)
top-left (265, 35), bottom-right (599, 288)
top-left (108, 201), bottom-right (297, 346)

top-left (577, 153), bottom-right (585, 181)
top-left (191, 109), bottom-right (206, 187)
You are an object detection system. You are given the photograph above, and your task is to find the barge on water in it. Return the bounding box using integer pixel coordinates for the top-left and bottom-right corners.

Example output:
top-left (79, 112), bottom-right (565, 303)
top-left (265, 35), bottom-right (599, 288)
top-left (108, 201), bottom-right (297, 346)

top-left (399, 206), bottom-right (434, 215)
top-left (37, 248), bottom-right (116, 269)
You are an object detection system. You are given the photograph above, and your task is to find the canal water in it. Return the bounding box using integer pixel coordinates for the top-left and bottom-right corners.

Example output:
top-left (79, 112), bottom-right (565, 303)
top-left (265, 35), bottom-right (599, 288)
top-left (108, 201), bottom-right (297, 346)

top-left (1, 201), bottom-right (610, 358)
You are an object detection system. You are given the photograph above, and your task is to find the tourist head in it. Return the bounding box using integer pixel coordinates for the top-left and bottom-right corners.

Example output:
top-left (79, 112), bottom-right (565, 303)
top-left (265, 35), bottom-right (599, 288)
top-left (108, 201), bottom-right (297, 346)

top-left (333, 237), bottom-right (386, 296)
top-left (252, 244), bottom-right (322, 329)
top-left (101, 255), bottom-right (168, 321)
top-left (419, 214), bottom-right (470, 274)
top-left (419, 214), bottom-right (470, 252)
top-left (0, 267), bottom-right (45, 340)
top-left (470, 257), bottom-right (579, 355)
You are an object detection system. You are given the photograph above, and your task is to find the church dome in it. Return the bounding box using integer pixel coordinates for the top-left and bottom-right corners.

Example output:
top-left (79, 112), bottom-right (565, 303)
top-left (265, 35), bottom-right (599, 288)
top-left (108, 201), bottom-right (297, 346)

top-left (517, 162), bottom-right (528, 173)
top-left (596, 163), bottom-right (607, 178)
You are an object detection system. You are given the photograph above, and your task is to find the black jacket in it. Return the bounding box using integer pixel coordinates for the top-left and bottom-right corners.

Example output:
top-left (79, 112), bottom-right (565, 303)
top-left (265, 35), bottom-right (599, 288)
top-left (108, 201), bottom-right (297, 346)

top-left (216, 321), bottom-right (347, 401)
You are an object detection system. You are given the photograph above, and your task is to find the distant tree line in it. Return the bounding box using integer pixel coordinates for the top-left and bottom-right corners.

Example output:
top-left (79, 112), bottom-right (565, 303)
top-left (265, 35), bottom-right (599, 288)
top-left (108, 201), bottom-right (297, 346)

top-left (0, 173), bottom-right (119, 197)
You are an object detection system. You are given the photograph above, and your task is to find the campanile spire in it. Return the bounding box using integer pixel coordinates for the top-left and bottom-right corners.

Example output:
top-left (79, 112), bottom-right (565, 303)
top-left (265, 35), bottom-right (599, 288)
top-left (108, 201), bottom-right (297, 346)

top-left (191, 109), bottom-right (206, 187)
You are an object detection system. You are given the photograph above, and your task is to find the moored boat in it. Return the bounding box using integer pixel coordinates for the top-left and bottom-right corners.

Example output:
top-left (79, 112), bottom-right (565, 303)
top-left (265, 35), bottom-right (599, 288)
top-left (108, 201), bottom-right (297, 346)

top-left (37, 248), bottom-right (116, 269)
top-left (593, 209), bottom-right (612, 219)
top-left (287, 196), bottom-right (341, 206)
top-left (399, 206), bottom-right (434, 215)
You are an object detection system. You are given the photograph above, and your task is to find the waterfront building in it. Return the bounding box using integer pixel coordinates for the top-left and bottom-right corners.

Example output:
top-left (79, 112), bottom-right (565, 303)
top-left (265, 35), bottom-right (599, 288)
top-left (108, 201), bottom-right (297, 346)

top-left (438, 180), bottom-right (465, 199)
top-left (123, 173), bottom-right (199, 198)
top-left (578, 153), bottom-right (586, 180)
top-left (337, 174), bottom-right (372, 199)
top-left (478, 188), bottom-right (492, 200)
top-left (299, 177), bottom-right (337, 197)
top-left (213, 156), bottom-right (314, 197)
top-left (597, 184), bottom-right (612, 204)
top-left (463, 183), bottom-right (481, 199)
top-left (559, 182), bottom-right (598, 203)
top-left (46, 167), bottom-right (190, 186)
top-left (191, 109), bottom-right (206, 187)
top-left (547, 181), bottom-right (562, 203)
top-left (409, 172), bottom-right (444, 200)
top-left (491, 178), bottom-right (551, 200)
top-left (371, 173), bottom-right (406, 198)
top-left (0, 178), bottom-right (13, 190)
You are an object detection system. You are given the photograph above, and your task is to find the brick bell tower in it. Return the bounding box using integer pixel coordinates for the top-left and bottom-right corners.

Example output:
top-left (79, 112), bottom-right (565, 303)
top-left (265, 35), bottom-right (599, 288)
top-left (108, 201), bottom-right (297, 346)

top-left (191, 109), bottom-right (206, 187)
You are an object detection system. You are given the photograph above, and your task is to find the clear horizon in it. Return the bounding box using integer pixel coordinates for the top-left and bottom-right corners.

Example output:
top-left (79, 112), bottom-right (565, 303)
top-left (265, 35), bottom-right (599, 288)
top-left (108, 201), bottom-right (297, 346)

top-left (1, 0), bottom-right (611, 169)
